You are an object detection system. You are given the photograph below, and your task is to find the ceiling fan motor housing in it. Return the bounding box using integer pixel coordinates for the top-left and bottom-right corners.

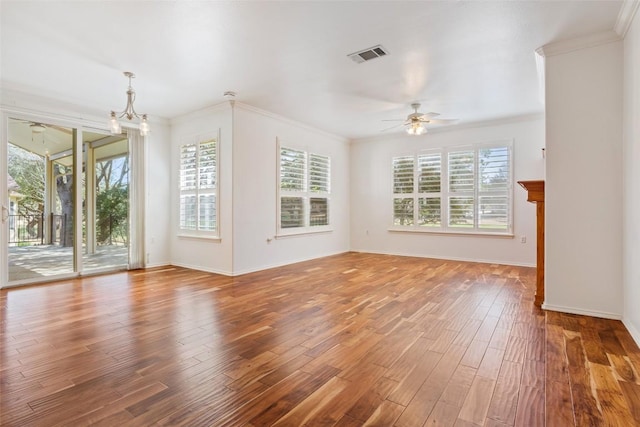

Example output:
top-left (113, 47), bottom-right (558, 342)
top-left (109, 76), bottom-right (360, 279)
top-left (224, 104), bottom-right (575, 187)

top-left (30, 123), bottom-right (47, 133)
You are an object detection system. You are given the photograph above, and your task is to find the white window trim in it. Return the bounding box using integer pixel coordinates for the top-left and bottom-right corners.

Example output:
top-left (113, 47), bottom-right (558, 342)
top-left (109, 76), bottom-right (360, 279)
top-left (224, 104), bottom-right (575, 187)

top-left (177, 130), bottom-right (220, 239)
top-left (276, 139), bottom-right (332, 237)
top-left (390, 140), bottom-right (514, 236)
top-left (176, 233), bottom-right (222, 242)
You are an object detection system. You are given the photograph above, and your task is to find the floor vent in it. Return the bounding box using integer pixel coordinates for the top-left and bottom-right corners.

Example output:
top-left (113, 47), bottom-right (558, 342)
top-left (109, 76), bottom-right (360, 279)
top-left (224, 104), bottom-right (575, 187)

top-left (347, 45), bottom-right (389, 64)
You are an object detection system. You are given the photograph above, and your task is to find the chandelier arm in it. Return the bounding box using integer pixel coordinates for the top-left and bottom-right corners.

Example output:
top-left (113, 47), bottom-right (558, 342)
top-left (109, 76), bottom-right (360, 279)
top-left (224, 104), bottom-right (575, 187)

top-left (116, 109), bottom-right (141, 120)
top-left (125, 90), bottom-right (139, 120)
top-left (129, 91), bottom-right (137, 116)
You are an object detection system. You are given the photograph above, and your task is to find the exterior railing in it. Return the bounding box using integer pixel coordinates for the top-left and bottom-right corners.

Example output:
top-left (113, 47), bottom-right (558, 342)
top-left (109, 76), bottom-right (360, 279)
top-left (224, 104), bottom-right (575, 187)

top-left (8, 213), bottom-right (128, 246)
top-left (8, 213), bottom-right (64, 246)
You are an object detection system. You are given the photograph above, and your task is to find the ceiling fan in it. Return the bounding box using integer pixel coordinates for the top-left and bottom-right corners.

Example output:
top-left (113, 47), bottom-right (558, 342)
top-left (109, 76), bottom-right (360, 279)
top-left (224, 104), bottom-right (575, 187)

top-left (382, 103), bottom-right (457, 135)
top-left (12, 119), bottom-right (72, 135)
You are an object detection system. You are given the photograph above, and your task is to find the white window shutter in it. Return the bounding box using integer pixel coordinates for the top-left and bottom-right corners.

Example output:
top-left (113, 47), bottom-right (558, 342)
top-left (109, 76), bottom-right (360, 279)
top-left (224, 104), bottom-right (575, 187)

top-left (393, 156), bottom-right (414, 194)
top-left (179, 139), bottom-right (218, 233)
top-left (280, 148), bottom-right (306, 192)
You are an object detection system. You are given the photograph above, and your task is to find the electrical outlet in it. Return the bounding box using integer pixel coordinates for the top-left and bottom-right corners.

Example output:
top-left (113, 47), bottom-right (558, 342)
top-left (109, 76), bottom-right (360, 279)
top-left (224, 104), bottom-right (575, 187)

top-left (520, 236), bottom-right (526, 243)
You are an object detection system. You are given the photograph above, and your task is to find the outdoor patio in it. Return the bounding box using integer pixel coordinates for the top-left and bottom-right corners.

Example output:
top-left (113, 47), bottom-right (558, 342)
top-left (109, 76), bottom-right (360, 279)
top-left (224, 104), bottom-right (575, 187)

top-left (8, 244), bottom-right (129, 282)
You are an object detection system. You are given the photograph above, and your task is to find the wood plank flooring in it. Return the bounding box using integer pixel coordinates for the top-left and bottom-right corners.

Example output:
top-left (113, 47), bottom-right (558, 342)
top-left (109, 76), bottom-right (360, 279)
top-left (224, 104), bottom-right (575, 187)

top-left (1, 252), bottom-right (639, 426)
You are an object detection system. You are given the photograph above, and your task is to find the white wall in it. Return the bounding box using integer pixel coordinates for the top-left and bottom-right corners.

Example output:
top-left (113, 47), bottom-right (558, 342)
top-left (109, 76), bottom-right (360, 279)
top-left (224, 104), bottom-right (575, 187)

top-left (231, 104), bottom-right (350, 275)
top-left (544, 40), bottom-right (624, 319)
top-left (169, 103), bottom-right (234, 275)
top-left (623, 10), bottom-right (640, 343)
top-left (145, 119), bottom-right (171, 267)
top-left (350, 116), bottom-right (544, 266)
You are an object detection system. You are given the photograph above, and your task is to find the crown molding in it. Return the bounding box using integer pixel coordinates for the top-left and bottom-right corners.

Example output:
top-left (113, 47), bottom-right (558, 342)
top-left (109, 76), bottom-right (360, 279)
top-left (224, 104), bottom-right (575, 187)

top-left (615, 0), bottom-right (640, 37)
top-left (169, 100), bottom-right (231, 126)
top-left (535, 30), bottom-right (622, 58)
top-left (234, 102), bottom-right (348, 143)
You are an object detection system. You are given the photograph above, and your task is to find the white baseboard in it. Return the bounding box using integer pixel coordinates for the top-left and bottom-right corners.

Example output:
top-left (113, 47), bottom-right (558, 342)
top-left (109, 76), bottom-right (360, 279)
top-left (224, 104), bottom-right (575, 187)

top-left (170, 251), bottom-right (349, 277)
top-left (623, 318), bottom-right (640, 348)
top-left (168, 250), bottom-right (532, 278)
top-left (541, 303), bottom-right (623, 320)
top-left (144, 261), bottom-right (171, 269)
top-left (169, 261), bottom-right (233, 277)
top-left (230, 250), bottom-right (350, 276)
top-left (349, 249), bottom-right (536, 268)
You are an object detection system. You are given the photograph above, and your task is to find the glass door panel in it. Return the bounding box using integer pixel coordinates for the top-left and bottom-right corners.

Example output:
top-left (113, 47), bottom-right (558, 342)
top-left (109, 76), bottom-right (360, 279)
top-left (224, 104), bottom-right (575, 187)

top-left (82, 134), bottom-right (130, 272)
top-left (6, 118), bottom-right (75, 282)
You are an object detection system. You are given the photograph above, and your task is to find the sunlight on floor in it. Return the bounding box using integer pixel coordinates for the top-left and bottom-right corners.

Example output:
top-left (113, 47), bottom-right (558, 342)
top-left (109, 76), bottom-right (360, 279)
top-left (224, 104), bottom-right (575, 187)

top-left (8, 245), bottom-right (129, 281)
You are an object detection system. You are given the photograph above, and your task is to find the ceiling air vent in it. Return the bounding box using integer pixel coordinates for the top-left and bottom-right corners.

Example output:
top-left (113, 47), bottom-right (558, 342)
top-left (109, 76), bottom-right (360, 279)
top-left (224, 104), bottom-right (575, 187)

top-left (348, 45), bottom-right (389, 64)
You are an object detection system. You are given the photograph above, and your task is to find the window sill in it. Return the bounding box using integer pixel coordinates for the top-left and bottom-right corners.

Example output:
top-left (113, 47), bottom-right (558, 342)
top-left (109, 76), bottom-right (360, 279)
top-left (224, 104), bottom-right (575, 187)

top-left (275, 228), bottom-right (333, 239)
top-left (388, 228), bottom-right (514, 238)
top-left (177, 234), bottom-right (221, 243)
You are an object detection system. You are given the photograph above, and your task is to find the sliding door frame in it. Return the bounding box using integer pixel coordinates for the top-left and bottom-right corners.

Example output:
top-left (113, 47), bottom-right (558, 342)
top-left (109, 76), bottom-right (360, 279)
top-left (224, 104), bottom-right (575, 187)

top-left (1, 113), bottom-right (7, 288)
top-left (1, 109), bottom-right (144, 289)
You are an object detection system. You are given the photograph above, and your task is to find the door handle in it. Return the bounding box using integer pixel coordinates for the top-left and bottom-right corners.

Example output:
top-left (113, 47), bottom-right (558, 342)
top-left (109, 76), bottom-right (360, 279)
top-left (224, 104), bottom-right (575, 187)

top-left (1, 205), bottom-right (8, 223)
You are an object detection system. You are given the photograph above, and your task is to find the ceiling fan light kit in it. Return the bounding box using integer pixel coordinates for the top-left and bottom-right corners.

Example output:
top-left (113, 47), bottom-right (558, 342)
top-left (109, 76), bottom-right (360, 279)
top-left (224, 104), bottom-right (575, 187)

top-left (109, 71), bottom-right (150, 136)
top-left (407, 120), bottom-right (426, 135)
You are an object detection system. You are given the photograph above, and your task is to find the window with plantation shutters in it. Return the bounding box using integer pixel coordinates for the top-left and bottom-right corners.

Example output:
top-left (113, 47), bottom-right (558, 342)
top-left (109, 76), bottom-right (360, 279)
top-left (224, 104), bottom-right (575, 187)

top-left (393, 152), bottom-right (441, 227)
top-left (391, 142), bottom-right (512, 234)
top-left (179, 138), bottom-right (218, 236)
top-left (278, 144), bottom-right (331, 235)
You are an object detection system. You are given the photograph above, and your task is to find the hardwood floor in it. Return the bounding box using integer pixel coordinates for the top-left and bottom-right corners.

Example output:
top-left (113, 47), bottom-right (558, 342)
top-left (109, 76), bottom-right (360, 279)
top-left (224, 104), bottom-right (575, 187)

top-left (1, 252), bottom-right (639, 426)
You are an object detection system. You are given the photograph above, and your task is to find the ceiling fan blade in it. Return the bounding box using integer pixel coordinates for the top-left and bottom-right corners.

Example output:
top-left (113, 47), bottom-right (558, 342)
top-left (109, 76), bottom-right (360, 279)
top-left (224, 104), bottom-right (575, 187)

top-left (381, 119), bottom-right (405, 122)
top-left (9, 120), bottom-right (73, 134)
top-left (48, 124), bottom-right (73, 134)
top-left (424, 118), bottom-right (458, 125)
top-left (418, 112), bottom-right (440, 119)
top-left (380, 122), bottom-right (405, 133)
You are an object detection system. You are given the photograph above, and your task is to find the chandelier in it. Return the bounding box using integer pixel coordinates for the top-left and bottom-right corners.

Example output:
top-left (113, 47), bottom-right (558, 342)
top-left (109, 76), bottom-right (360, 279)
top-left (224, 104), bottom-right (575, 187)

top-left (109, 71), bottom-right (150, 136)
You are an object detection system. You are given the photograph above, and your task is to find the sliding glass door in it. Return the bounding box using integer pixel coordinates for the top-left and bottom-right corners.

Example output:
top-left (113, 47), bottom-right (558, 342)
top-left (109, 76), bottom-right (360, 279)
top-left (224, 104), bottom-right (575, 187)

top-left (3, 115), bottom-right (133, 286)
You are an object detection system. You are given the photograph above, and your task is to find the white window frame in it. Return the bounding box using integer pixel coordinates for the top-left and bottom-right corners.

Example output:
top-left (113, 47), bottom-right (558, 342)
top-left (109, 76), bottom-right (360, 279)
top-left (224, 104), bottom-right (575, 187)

top-left (390, 140), bottom-right (513, 236)
top-left (178, 131), bottom-right (220, 240)
top-left (277, 139), bottom-right (332, 237)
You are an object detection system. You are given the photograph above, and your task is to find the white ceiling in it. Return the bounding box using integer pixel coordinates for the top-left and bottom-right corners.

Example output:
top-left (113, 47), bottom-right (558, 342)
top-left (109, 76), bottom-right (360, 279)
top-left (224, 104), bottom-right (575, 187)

top-left (0, 1), bottom-right (624, 139)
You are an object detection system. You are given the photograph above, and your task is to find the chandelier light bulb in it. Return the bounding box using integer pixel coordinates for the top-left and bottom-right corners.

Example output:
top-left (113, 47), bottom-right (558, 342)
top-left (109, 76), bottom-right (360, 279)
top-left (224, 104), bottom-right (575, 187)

top-left (140, 115), bottom-right (150, 136)
top-left (109, 111), bottom-right (122, 134)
